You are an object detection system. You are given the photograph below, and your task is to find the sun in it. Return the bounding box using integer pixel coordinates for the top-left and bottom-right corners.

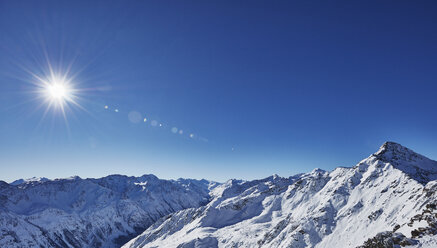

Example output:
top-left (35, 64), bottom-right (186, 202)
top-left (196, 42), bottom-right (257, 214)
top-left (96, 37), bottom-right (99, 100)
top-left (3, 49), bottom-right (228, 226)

top-left (23, 60), bottom-right (85, 122)
top-left (47, 83), bottom-right (68, 100)
top-left (33, 72), bottom-right (83, 118)
top-left (43, 76), bottom-right (73, 106)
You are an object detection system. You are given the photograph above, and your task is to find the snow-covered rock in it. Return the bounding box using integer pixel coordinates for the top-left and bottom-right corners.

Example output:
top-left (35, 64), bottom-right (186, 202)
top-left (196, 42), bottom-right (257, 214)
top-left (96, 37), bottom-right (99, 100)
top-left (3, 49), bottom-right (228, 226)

top-left (10, 177), bottom-right (50, 186)
top-left (0, 174), bottom-right (218, 247)
top-left (123, 142), bottom-right (437, 248)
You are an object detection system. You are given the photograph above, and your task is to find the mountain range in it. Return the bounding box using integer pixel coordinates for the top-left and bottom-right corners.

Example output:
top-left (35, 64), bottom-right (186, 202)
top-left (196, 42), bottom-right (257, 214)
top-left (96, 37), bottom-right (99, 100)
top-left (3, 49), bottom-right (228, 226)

top-left (1, 142), bottom-right (437, 247)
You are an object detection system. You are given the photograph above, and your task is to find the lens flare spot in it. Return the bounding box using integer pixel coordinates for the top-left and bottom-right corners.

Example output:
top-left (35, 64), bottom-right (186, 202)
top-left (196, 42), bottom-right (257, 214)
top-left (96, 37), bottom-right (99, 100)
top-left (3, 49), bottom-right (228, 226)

top-left (128, 111), bottom-right (142, 124)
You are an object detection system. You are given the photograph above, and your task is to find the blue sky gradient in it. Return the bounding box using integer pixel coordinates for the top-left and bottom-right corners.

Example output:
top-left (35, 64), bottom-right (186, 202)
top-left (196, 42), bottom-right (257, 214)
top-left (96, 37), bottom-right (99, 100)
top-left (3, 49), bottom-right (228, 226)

top-left (1, 1), bottom-right (437, 182)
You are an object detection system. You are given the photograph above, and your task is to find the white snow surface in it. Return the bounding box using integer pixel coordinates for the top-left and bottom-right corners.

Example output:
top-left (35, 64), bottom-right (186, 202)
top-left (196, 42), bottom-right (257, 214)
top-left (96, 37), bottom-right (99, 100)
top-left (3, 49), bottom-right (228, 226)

top-left (0, 174), bottom-right (218, 247)
top-left (123, 142), bottom-right (437, 248)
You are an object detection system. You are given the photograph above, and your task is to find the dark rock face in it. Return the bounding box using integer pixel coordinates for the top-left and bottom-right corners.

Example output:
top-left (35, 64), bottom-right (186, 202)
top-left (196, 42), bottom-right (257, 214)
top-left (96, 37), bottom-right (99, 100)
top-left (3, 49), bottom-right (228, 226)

top-left (358, 231), bottom-right (417, 248)
top-left (359, 184), bottom-right (437, 248)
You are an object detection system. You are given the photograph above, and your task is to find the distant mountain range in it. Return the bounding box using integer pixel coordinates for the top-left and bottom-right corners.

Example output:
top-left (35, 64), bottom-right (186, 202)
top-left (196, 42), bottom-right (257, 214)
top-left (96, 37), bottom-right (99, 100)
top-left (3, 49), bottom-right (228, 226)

top-left (0, 174), bottom-right (218, 247)
top-left (2, 142), bottom-right (437, 247)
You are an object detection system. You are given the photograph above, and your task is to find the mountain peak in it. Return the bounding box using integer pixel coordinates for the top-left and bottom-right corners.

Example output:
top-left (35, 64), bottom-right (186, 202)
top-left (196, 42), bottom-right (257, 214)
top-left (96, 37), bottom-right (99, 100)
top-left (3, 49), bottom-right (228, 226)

top-left (10, 177), bottom-right (50, 186)
top-left (374, 141), bottom-right (409, 156)
top-left (373, 141), bottom-right (428, 164)
top-left (373, 141), bottom-right (437, 183)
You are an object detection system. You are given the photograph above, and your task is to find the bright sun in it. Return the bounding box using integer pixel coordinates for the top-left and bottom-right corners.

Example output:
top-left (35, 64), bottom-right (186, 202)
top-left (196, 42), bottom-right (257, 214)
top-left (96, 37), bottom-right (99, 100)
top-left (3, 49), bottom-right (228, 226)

top-left (29, 65), bottom-right (83, 118)
top-left (38, 75), bottom-right (78, 112)
top-left (47, 83), bottom-right (67, 100)
top-left (42, 77), bottom-right (73, 105)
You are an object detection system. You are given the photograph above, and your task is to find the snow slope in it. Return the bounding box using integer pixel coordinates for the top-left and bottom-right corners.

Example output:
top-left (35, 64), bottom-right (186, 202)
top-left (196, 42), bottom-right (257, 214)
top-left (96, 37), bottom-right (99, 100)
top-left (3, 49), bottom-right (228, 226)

top-left (0, 174), bottom-right (218, 247)
top-left (123, 142), bottom-right (437, 248)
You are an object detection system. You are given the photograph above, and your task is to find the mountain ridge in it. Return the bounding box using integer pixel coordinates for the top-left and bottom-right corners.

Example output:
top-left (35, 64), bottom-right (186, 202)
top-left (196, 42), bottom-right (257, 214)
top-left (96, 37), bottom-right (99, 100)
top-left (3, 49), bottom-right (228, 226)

top-left (1, 141), bottom-right (437, 248)
top-left (0, 174), bottom-right (218, 247)
top-left (372, 141), bottom-right (437, 184)
top-left (123, 142), bottom-right (437, 248)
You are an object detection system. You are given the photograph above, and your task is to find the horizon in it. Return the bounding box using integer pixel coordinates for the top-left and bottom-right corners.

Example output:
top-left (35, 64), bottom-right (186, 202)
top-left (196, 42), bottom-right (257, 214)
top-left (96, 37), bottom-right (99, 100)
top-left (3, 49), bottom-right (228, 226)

top-left (1, 1), bottom-right (437, 183)
top-left (4, 140), bottom-right (436, 183)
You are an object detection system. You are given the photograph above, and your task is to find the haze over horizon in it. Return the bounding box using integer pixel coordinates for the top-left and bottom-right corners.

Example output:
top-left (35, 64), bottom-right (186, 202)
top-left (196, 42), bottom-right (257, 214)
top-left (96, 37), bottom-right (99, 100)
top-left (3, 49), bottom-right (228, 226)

top-left (1, 1), bottom-right (437, 183)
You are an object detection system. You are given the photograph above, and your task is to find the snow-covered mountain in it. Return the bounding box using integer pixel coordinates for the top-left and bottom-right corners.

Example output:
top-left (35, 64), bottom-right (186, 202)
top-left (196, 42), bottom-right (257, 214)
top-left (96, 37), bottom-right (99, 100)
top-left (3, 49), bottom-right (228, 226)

top-left (0, 174), bottom-right (218, 247)
top-left (123, 142), bottom-right (437, 248)
top-left (10, 177), bottom-right (50, 186)
top-left (2, 142), bottom-right (436, 248)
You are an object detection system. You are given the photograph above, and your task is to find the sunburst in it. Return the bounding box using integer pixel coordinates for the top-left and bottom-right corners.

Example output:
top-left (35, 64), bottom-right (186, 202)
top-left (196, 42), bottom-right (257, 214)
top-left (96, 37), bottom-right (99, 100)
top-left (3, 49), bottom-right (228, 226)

top-left (26, 63), bottom-right (86, 125)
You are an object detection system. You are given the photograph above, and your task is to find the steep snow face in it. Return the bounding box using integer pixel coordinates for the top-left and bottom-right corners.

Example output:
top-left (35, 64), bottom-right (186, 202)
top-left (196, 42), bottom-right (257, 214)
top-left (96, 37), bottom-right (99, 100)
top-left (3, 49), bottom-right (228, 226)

top-left (123, 142), bottom-right (437, 248)
top-left (0, 174), bottom-right (218, 248)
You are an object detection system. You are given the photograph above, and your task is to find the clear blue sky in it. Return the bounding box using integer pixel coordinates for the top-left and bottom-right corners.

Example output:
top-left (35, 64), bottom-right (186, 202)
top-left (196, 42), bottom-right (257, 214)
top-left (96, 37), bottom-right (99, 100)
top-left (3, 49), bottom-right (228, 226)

top-left (1, 0), bottom-right (437, 182)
